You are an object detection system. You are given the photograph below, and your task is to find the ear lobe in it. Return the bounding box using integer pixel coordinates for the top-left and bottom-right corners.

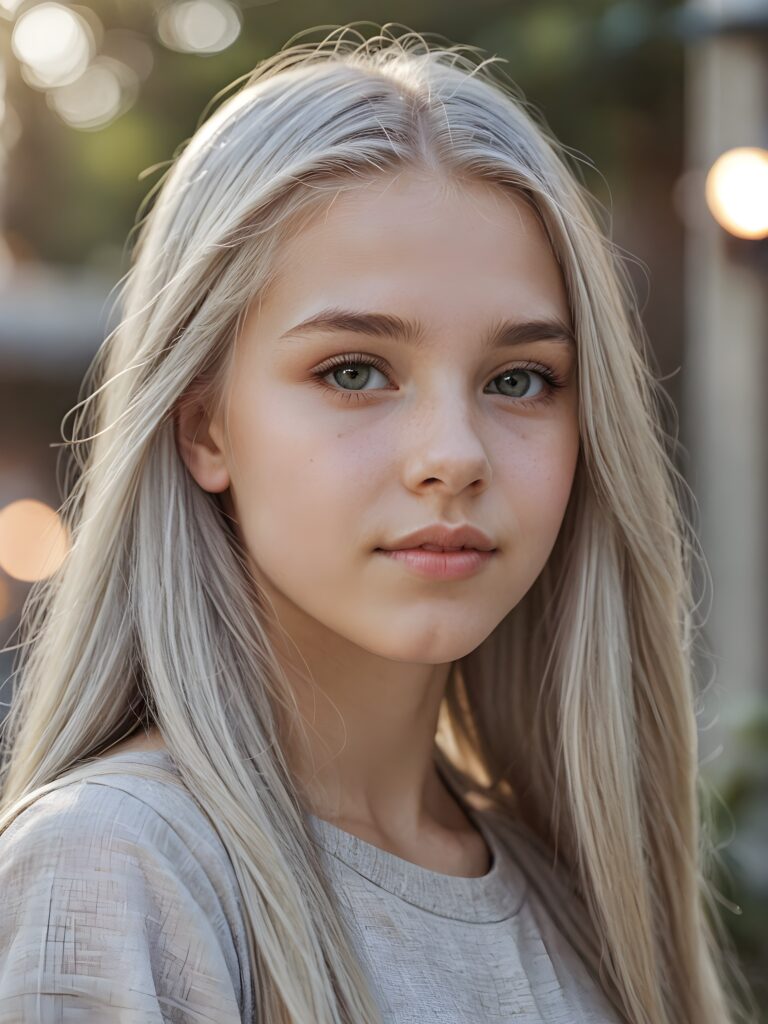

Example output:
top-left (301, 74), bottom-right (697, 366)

top-left (174, 396), bottom-right (231, 494)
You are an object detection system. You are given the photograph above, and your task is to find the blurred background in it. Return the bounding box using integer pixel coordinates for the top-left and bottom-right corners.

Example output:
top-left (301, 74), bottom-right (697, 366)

top-left (0, 0), bottom-right (766, 1014)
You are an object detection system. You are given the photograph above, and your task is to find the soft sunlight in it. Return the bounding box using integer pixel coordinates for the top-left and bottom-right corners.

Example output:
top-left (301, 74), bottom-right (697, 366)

top-left (11, 3), bottom-right (93, 89)
top-left (48, 56), bottom-right (139, 130)
top-left (705, 146), bottom-right (768, 240)
top-left (156, 0), bottom-right (242, 55)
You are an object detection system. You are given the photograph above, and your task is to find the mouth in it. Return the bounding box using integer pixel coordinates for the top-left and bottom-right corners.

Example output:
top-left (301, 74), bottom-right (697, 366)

top-left (375, 544), bottom-right (497, 553)
top-left (373, 545), bottom-right (497, 581)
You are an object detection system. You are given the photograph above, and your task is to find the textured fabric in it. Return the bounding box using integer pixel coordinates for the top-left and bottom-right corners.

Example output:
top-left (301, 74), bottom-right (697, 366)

top-left (0, 748), bottom-right (625, 1023)
top-left (0, 754), bottom-right (251, 1023)
top-left (307, 806), bottom-right (624, 1023)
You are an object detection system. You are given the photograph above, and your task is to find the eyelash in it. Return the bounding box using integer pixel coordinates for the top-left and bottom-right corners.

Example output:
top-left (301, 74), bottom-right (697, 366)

top-left (308, 352), bottom-right (568, 407)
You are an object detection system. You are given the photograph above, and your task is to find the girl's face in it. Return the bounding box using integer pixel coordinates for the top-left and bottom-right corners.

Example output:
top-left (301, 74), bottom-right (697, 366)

top-left (183, 170), bottom-right (579, 667)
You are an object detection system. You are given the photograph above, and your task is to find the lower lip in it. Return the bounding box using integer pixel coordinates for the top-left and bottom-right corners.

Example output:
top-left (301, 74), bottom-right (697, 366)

top-left (375, 547), bottom-right (496, 580)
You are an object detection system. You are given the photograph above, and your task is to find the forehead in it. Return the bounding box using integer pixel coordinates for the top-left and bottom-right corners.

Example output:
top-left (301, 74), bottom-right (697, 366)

top-left (258, 171), bottom-right (570, 330)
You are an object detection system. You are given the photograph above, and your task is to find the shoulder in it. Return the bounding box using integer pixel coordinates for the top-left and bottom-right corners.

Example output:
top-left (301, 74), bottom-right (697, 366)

top-left (2, 761), bottom-right (201, 850)
top-left (0, 766), bottom-right (243, 933)
top-left (0, 767), bottom-right (251, 1022)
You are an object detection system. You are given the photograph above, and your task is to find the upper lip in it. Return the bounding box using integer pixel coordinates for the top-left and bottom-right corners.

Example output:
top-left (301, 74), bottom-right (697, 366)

top-left (377, 524), bottom-right (496, 552)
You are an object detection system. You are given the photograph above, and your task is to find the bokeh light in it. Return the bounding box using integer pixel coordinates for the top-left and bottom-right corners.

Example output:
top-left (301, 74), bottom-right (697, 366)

top-left (0, 500), bottom-right (70, 582)
top-left (11, 3), bottom-right (95, 90)
top-left (705, 146), bottom-right (768, 240)
top-left (47, 56), bottom-right (140, 130)
top-left (157, 0), bottom-right (242, 55)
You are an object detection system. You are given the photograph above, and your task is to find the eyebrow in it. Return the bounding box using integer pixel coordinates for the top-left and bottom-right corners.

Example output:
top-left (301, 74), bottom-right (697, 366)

top-left (277, 307), bottom-right (576, 350)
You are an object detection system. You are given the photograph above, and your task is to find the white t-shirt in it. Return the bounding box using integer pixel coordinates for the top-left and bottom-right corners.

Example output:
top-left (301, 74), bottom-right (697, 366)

top-left (0, 748), bottom-right (625, 1022)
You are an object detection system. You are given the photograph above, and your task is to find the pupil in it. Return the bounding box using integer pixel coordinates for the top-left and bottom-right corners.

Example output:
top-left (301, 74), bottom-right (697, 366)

top-left (336, 366), bottom-right (368, 391)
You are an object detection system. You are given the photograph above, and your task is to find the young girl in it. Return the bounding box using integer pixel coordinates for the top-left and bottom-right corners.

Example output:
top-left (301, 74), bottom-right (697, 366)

top-left (0, 24), bottom-right (752, 1024)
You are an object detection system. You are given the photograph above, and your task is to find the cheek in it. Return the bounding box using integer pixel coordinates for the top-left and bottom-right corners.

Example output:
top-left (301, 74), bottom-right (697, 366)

top-left (499, 420), bottom-right (579, 554)
top-left (222, 364), bottom-right (579, 656)
top-left (225, 385), bottom-right (379, 578)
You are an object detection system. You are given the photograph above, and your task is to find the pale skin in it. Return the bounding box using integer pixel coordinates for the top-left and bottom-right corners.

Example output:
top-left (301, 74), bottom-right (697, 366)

top-left (114, 169), bottom-right (580, 877)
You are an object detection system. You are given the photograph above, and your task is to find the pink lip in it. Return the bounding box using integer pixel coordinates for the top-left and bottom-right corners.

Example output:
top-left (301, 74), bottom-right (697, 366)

top-left (381, 523), bottom-right (495, 552)
top-left (375, 547), bottom-right (495, 580)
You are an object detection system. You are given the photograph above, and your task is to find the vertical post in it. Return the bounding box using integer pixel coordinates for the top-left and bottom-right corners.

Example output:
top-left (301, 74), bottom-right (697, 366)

top-left (682, 2), bottom-right (768, 773)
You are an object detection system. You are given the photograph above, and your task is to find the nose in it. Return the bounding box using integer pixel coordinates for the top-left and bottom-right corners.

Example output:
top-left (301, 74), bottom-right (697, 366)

top-left (399, 392), bottom-right (492, 496)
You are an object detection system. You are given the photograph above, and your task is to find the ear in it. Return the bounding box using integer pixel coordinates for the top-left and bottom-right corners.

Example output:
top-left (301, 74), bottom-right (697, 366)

top-left (174, 389), bottom-right (230, 494)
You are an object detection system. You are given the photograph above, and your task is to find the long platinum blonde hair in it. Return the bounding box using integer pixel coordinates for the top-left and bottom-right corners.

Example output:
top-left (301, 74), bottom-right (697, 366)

top-left (0, 23), bottom-right (755, 1024)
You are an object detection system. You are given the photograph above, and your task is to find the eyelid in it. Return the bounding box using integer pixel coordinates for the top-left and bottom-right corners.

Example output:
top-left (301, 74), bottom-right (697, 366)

top-left (310, 350), bottom-right (565, 381)
top-left (311, 351), bottom-right (391, 377)
top-left (308, 350), bottom-right (570, 407)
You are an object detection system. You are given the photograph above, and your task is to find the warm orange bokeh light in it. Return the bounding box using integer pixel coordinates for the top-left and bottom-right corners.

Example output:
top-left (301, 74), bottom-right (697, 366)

top-left (0, 499), bottom-right (70, 582)
top-left (705, 146), bottom-right (768, 240)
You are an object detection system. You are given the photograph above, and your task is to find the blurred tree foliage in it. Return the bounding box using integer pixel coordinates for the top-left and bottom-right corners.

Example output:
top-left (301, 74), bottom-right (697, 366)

top-left (4, 0), bottom-right (685, 275)
top-left (705, 705), bottom-right (768, 1019)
